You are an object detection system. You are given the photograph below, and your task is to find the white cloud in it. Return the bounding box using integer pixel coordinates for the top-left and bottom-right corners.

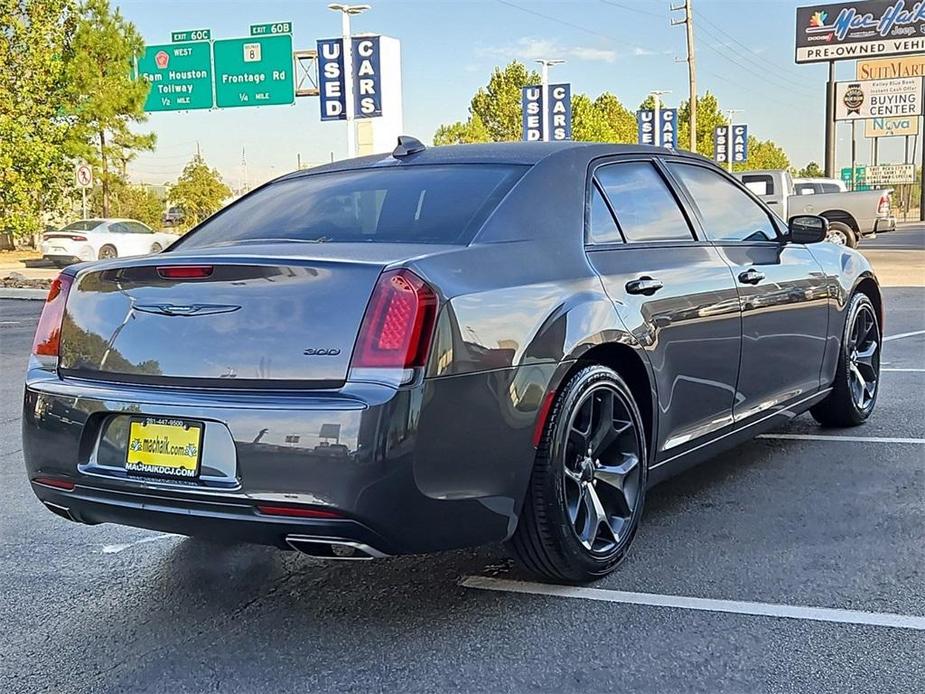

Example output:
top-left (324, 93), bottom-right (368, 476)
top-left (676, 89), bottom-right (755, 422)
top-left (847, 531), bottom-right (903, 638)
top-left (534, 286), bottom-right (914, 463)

top-left (476, 37), bottom-right (618, 63)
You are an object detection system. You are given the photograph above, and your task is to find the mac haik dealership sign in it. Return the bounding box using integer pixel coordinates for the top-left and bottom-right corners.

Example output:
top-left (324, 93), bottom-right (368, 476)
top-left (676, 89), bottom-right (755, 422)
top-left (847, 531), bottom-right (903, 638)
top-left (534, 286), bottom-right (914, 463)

top-left (796, 1), bottom-right (925, 63)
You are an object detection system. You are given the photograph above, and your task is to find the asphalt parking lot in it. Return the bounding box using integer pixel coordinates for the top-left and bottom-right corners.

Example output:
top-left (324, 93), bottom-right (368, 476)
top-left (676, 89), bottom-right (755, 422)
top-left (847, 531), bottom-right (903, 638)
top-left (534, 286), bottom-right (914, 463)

top-left (1, 226), bottom-right (923, 693)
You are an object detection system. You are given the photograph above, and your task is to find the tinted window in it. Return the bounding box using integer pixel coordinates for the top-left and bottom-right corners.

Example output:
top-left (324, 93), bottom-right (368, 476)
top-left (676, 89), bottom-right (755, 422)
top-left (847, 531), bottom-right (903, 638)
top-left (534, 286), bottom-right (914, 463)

top-left (669, 164), bottom-right (777, 243)
top-left (126, 222), bottom-right (153, 234)
top-left (62, 220), bottom-right (104, 232)
top-left (794, 183), bottom-right (816, 196)
top-left (588, 183), bottom-right (621, 244)
top-left (594, 162), bottom-right (694, 243)
top-left (176, 165), bottom-right (526, 248)
top-left (819, 183), bottom-right (841, 193)
top-left (741, 174), bottom-right (774, 196)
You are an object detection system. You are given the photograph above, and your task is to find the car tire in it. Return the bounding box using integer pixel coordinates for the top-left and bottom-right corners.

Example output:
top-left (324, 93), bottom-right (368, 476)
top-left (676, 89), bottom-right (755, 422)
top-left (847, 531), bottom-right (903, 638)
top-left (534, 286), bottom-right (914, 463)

top-left (98, 245), bottom-right (118, 260)
top-left (507, 365), bottom-right (647, 583)
top-left (811, 292), bottom-right (880, 427)
top-left (826, 221), bottom-right (857, 248)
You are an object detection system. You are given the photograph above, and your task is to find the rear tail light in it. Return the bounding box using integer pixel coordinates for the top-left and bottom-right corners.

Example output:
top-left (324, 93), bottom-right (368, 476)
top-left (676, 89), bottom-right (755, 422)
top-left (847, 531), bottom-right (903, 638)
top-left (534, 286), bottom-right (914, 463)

top-left (351, 269), bottom-right (437, 370)
top-left (157, 265), bottom-right (213, 280)
top-left (31, 273), bottom-right (73, 357)
top-left (878, 194), bottom-right (891, 215)
top-left (43, 234), bottom-right (86, 241)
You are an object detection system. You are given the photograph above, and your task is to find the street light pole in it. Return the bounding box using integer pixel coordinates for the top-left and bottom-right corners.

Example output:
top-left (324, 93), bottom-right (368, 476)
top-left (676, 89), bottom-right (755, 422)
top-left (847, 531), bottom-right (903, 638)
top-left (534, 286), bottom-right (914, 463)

top-left (328, 3), bottom-right (371, 159)
top-left (536, 59), bottom-right (564, 142)
top-left (649, 90), bottom-right (671, 147)
top-left (724, 108), bottom-right (743, 172)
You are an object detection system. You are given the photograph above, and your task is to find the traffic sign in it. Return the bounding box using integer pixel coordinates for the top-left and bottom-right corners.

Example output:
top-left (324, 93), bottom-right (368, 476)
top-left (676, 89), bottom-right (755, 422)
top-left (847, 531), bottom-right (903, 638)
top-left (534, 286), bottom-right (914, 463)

top-left (250, 22), bottom-right (292, 36)
top-left (172, 29), bottom-right (210, 42)
top-left (213, 34), bottom-right (294, 108)
top-left (138, 42), bottom-right (213, 111)
top-left (75, 164), bottom-right (93, 188)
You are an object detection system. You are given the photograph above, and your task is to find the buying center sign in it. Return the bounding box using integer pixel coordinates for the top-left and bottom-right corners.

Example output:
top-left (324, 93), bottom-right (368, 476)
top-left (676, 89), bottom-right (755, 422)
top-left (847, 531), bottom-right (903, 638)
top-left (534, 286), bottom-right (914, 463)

top-left (834, 76), bottom-right (923, 119)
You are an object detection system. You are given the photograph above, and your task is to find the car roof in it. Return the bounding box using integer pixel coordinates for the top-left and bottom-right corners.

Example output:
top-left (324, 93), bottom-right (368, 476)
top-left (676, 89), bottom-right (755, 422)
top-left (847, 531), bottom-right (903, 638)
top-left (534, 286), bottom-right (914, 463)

top-left (279, 141), bottom-right (709, 180)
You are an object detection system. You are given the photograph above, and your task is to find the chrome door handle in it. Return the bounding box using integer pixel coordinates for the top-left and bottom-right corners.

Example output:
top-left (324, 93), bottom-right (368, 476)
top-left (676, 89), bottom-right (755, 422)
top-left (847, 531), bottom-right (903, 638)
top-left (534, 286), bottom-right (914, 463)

top-left (625, 276), bottom-right (664, 296)
top-left (738, 269), bottom-right (765, 285)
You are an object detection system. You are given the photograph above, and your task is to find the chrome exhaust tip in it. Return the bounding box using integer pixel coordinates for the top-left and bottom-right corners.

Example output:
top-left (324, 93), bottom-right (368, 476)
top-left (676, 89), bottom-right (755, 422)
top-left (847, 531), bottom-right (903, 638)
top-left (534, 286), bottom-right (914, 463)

top-left (284, 535), bottom-right (388, 560)
top-left (43, 500), bottom-right (77, 522)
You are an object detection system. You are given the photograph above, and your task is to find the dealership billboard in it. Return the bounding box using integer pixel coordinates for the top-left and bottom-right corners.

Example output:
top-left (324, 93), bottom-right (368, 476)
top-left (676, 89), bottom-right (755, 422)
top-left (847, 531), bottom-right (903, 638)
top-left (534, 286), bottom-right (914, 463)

top-left (795, 1), bottom-right (925, 64)
top-left (834, 77), bottom-right (923, 120)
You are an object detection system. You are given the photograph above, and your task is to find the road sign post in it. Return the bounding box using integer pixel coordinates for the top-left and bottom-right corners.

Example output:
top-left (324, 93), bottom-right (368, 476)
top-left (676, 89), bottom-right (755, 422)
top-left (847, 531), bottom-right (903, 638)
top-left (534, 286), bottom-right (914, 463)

top-left (213, 33), bottom-right (295, 108)
top-left (137, 42), bottom-right (213, 111)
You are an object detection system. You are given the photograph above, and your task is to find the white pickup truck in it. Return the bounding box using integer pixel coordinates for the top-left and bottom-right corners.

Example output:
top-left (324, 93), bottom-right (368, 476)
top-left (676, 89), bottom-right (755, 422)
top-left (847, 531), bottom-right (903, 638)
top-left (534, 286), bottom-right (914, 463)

top-left (734, 169), bottom-right (895, 248)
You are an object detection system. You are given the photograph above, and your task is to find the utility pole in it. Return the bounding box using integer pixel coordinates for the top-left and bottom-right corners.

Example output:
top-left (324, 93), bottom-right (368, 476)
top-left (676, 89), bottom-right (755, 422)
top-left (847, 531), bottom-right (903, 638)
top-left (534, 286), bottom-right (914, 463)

top-left (649, 90), bottom-right (671, 147)
top-left (536, 59), bottom-right (565, 142)
top-left (241, 146), bottom-right (248, 193)
top-left (671, 0), bottom-right (697, 153)
top-left (723, 108), bottom-right (743, 173)
top-left (328, 4), bottom-right (371, 159)
top-left (824, 61), bottom-right (836, 178)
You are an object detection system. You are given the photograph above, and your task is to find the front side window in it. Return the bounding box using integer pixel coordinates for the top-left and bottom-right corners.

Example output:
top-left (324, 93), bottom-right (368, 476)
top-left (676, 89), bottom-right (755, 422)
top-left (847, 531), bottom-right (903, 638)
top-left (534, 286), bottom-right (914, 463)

top-left (669, 163), bottom-right (777, 243)
top-left (594, 162), bottom-right (694, 243)
top-left (174, 165), bottom-right (527, 249)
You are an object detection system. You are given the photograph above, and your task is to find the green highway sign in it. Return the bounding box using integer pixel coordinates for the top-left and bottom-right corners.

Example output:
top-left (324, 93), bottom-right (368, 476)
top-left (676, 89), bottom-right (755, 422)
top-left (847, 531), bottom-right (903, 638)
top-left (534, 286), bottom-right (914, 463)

top-left (171, 29), bottom-right (211, 42)
top-left (213, 34), bottom-right (294, 108)
top-left (138, 42), bottom-right (213, 112)
top-left (250, 22), bottom-right (292, 36)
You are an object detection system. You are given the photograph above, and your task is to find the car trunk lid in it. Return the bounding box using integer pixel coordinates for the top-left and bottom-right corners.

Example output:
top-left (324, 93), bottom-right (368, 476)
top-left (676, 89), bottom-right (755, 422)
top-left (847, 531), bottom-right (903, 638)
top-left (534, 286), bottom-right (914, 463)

top-left (58, 246), bottom-right (448, 387)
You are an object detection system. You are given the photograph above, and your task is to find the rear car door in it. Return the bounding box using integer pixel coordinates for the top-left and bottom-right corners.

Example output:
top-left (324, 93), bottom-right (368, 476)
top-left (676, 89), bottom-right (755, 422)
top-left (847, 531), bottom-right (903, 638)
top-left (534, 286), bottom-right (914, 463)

top-left (585, 158), bottom-right (742, 461)
top-left (666, 162), bottom-right (829, 422)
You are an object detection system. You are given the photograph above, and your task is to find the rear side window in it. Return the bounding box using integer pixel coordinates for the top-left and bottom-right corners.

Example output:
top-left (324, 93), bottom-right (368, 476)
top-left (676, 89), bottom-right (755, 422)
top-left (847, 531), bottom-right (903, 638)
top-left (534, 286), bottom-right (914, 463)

top-left (61, 220), bottom-right (104, 232)
top-left (819, 183), bottom-right (841, 193)
top-left (669, 163), bottom-right (777, 243)
top-left (741, 174), bottom-right (774, 196)
top-left (176, 165), bottom-right (526, 248)
top-left (594, 162), bottom-right (694, 243)
top-left (588, 184), bottom-right (622, 244)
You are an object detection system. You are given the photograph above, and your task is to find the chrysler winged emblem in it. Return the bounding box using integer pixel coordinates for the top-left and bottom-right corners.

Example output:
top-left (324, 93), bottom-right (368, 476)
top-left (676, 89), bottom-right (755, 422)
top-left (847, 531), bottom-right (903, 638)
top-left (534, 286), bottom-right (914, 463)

top-left (133, 303), bottom-right (241, 317)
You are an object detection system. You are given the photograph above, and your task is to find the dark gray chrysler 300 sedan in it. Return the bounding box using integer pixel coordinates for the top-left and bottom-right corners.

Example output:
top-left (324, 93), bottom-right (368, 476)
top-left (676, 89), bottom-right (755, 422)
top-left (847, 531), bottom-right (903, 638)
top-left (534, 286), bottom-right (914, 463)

top-left (23, 139), bottom-right (882, 582)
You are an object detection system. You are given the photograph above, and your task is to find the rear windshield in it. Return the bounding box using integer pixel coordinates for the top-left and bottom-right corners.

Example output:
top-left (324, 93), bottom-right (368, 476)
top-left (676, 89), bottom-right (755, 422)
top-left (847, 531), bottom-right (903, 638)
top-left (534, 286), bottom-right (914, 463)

top-left (61, 220), bottom-right (104, 231)
top-left (176, 164), bottom-right (527, 248)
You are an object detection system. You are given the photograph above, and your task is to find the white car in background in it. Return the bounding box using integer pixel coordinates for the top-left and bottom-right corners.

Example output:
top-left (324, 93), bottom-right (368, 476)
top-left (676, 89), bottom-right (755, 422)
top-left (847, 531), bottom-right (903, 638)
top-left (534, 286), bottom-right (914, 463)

top-left (41, 219), bottom-right (177, 267)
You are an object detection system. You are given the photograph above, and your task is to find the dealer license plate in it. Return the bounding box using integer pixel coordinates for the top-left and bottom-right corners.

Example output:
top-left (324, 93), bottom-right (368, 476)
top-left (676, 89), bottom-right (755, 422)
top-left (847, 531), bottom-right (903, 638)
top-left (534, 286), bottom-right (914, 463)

top-left (126, 417), bottom-right (203, 479)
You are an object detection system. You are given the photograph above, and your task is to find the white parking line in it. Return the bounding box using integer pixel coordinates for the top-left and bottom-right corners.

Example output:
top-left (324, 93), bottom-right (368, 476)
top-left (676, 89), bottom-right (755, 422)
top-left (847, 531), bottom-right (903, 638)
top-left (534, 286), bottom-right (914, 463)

top-left (757, 433), bottom-right (925, 444)
top-left (882, 368), bottom-right (925, 372)
top-left (460, 576), bottom-right (925, 631)
top-left (884, 329), bottom-right (925, 342)
top-left (0, 321), bottom-right (21, 325)
top-left (102, 533), bottom-right (180, 554)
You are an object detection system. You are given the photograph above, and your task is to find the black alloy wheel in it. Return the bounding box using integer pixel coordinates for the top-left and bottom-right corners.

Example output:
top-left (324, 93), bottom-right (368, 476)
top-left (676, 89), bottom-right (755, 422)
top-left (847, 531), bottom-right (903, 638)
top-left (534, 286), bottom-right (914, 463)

top-left (812, 292), bottom-right (880, 426)
top-left (509, 365), bottom-right (647, 582)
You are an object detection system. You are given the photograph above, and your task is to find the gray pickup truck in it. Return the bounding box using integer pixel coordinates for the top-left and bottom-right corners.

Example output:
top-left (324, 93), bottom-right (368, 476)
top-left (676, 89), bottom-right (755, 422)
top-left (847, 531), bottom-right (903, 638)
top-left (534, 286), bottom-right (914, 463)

top-left (734, 169), bottom-right (895, 248)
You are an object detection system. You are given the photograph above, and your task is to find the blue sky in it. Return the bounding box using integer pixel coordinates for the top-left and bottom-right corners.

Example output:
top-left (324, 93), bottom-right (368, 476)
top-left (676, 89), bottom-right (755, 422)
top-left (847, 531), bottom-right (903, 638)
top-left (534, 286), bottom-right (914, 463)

top-left (119, 0), bottom-right (896, 189)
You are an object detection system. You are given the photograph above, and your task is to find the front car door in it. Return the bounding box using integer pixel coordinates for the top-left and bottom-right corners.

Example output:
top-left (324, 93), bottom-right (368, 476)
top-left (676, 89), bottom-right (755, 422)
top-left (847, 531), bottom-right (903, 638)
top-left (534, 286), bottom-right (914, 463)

top-left (585, 158), bottom-right (742, 462)
top-left (665, 162), bottom-right (830, 422)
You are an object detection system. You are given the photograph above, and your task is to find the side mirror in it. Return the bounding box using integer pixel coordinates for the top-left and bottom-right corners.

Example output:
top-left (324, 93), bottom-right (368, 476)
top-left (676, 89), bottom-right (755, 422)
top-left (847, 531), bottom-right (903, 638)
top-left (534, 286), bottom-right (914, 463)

top-left (787, 215), bottom-right (828, 244)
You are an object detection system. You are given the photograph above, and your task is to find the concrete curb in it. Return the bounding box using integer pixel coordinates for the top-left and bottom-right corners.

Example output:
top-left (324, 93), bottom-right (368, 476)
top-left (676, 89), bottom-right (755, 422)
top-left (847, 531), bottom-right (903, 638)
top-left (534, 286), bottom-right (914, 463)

top-left (0, 288), bottom-right (47, 300)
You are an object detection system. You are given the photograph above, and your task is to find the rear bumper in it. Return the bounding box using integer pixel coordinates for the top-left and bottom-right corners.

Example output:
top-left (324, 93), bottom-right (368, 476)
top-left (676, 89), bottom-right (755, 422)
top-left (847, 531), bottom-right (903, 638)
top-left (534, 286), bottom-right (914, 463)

top-left (23, 365), bottom-right (548, 554)
top-left (873, 216), bottom-right (896, 234)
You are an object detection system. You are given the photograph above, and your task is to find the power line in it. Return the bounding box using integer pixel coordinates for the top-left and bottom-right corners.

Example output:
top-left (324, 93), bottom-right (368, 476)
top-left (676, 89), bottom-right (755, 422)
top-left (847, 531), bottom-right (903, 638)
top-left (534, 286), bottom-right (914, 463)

top-left (598, 0), bottom-right (664, 20)
top-left (494, 0), bottom-right (630, 44)
top-left (695, 9), bottom-right (809, 82)
top-left (695, 28), bottom-right (817, 96)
